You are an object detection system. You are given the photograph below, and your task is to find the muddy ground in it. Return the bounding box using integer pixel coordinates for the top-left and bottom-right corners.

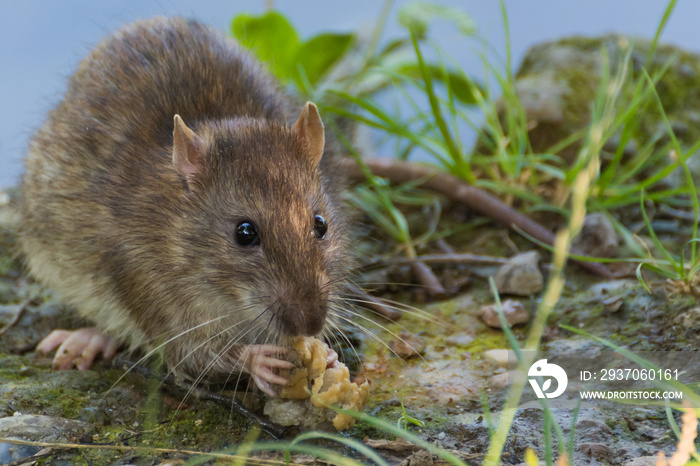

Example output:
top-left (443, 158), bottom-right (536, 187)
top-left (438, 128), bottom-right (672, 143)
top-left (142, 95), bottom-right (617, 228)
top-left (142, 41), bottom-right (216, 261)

top-left (1, 194), bottom-right (698, 466)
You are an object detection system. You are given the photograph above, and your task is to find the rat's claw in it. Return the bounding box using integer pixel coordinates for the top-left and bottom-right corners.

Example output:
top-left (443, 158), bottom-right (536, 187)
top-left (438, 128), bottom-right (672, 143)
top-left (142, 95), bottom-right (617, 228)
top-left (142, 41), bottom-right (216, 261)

top-left (326, 346), bottom-right (339, 369)
top-left (252, 376), bottom-right (276, 397)
top-left (243, 344), bottom-right (293, 395)
top-left (36, 330), bottom-right (73, 354)
top-left (259, 356), bottom-right (295, 370)
top-left (255, 366), bottom-right (289, 386)
top-left (37, 328), bottom-right (119, 371)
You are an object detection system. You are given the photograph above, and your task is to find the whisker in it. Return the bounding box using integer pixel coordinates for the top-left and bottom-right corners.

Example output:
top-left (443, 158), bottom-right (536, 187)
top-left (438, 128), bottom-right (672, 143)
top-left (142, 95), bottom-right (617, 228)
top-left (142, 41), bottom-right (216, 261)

top-left (185, 308), bottom-right (272, 391)
top-left (337, 295), bottom-right (442, 325)
top-left (107, 314), bottom-right (230, 392)
top-left (330, 308), bottom-right (429, 365)
top-left (331, 313), bottom-right (421, 365)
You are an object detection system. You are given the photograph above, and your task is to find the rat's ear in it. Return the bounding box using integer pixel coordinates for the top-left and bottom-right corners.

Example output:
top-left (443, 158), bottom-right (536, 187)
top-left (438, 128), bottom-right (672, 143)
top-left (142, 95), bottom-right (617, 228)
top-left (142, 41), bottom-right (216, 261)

top-left (172, 114), bottom-right (205, 181)
top-left (292, 102), bottom-right (325, 167)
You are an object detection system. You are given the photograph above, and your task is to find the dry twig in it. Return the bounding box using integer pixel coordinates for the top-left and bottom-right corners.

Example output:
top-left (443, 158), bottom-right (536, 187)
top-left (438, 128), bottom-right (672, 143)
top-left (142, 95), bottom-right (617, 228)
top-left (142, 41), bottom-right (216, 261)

top-left (341, 157), bottom-right (613, 278)
top-left (0, 299), bottom-right (33, 336)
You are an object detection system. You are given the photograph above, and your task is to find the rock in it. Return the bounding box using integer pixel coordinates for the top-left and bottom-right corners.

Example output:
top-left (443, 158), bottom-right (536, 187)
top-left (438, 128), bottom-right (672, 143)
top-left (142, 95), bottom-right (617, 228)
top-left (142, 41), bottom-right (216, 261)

top-left (0, 414), bottom-right (94, 465)
top-left (674, 305), bottom-right (700, 328)
top-left (579, 443), bottom-right (612, 461)
top-left (478, 35), bottom-right (700, 187)
top-left (445, 333), bottom-right (474, 347)
top-left (493, 251), bottom-right (543, 296)
top-left (399, 449), bottom-right (434, 466)
top-left (480, 299), bottom-right (530, 328)
top-left (623, 456), bottom-right (665, 466)
top-left (364, 438), bottom-right (422, 454)
top-left (588, 279), bottom-right (638, 298)
top-left (488, 370), bottom-right (525, 390)
top-left (483, 349), bottom-right (516, 368)
top-left (602, 295), bottom-right (624, 313)
top-left (488, 372), bottom-right (510, 390)
top-left (572, 213), bottom-right (619, 258)
top-left (0, 414), bottom-right (93, 442)
top-left (388, 331), bottom-right (426, 359)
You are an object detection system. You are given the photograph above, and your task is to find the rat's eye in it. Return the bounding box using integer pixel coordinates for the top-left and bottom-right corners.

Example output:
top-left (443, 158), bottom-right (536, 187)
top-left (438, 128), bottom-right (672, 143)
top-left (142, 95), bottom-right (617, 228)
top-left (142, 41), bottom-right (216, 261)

top-left (313, 215), bottom-right (327, 239)
top-left (235, 221), bottom-right (260, 247)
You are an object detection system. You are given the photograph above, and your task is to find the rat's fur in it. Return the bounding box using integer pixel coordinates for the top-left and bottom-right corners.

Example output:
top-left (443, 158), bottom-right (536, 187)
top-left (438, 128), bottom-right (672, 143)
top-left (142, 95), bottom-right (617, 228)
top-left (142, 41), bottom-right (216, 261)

top-left (19, 17), bottom-right (349, 380)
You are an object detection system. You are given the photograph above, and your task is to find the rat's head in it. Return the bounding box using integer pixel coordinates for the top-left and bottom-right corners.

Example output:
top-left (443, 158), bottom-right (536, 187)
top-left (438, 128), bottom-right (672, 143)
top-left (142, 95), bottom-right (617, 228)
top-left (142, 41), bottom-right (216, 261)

top-left (168, 103), bottom-right (348, 350)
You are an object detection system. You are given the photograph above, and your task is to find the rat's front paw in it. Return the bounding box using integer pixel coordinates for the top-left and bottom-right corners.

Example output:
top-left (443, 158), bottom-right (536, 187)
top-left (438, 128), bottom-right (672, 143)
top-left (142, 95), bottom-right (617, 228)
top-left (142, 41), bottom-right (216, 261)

top-left (37, 327), bottom-right (120, 371)
top-left (242, 344), bottom-right (295, 397)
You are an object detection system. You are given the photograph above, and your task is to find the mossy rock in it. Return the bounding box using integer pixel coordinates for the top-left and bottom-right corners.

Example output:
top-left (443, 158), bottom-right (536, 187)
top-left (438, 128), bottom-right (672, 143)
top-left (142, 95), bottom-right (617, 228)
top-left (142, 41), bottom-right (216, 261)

top-left (479, 34), bottom-right (700, 185)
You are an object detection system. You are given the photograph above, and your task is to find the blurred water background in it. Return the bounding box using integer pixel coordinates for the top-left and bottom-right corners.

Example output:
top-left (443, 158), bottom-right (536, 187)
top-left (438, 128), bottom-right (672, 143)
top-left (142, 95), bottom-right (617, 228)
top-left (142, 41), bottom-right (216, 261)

top-left (2, 0), bottom-right (699, 188)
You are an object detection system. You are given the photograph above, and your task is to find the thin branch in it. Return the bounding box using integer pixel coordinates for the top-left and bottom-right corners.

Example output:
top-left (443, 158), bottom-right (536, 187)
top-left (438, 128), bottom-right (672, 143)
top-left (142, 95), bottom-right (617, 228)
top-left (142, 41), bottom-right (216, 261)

top-left (0, 299), bottom-right (33, 336)
top-left (341, 157), bottom-right (613, 278)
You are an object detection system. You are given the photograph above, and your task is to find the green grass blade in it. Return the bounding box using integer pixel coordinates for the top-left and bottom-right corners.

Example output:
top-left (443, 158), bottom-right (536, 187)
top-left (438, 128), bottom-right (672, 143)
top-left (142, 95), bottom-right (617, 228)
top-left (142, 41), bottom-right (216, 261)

top-left (290, 432), bottom-right (390, 466)
top-left (409, 29), bottom-right (472, 181)
top-left (639, 190), bottom-right (682, 276)
top-left (319, 407), bottom-right (469, 466)
top-left (646, 0), bottom-right (678, 68)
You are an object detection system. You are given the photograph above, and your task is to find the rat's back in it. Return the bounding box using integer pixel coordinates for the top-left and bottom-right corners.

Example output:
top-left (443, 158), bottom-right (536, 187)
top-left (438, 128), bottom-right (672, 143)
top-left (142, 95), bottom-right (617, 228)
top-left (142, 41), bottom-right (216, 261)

top-left (18, 17), bottom-right (309, 346)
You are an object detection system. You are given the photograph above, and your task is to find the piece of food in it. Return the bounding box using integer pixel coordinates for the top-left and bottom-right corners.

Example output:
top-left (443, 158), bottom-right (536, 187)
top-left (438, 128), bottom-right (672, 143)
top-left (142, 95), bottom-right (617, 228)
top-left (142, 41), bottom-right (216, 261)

top-left (263, 337), bottom-right (370, 431)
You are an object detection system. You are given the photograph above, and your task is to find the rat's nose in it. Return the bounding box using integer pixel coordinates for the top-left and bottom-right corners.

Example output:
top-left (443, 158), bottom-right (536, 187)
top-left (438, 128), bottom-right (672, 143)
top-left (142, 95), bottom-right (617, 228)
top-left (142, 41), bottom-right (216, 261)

top-left (276, 295), bottom-right (328, 336)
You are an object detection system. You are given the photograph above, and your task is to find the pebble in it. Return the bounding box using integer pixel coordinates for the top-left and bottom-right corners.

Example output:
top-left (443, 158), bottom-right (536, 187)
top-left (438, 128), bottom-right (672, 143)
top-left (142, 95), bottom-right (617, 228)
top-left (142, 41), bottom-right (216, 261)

top-left (488, 370), bottom-right (525, 390)
top-left (483, 349), bottom-right (517, 368)
top-left (588, 280), bottom-right (637, 298)
top-left (399, 449), bottom-right (434, 466)
top-left (388, 331), bottom-right (426, 359)
top-left (445, 334), bottom-right (474, 347)
top-left (493, 251), bottom-right (543, 296)
top-left (579, 442), bottom-right (612, 461)
top-left (572, 213), bottom-right (619, 258)
top-left (674, 306), bottom-right (700, 328)
top-left (480, 300), bottom-right (530, 328)
top-left (623, 456), bottom-right (664, 466)
top-left (602, 295), bottom-right (624, 313)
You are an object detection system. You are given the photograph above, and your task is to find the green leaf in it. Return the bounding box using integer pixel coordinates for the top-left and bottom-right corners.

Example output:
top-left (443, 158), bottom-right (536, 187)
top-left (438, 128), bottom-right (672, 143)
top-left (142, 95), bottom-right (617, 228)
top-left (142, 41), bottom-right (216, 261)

top-left (398, 1), bottom-right (476, 36)
top-left (296, 32), bottom-right (354, 86)
top-left (231, 11), bottom-right (299, 80)
top-left (397, 63), bottom-right (481, 104)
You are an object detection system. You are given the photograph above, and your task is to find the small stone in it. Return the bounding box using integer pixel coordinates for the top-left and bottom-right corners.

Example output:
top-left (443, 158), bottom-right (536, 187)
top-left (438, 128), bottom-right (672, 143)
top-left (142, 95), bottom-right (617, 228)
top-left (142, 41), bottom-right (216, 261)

top-left (602, 296), bottom-right (624, 313)
top-left (399, 449), bottom-right (434, 466)
top-left (623, 456), bottom-right (665, 466)
top-left (18, 366), bottom-right (35, 377)
top-left (483, 349), bottom-right (516, 368)
top-left (488, 372), bottom-right (509, 390)
top-left (389, 331), bottom-right (425, 359)
top-left (572, 213), bottom-right (619, 257)
top-left (493, 251), bottom-right (543, 296)
top-left (674, 306), bottom-right (700, 328)
top-left (588, 280), bottom-right (637, 298)
top-left (445, 334), bottom-right (474, 347)
top-left (488, 370), bottom-right (525, 390)
top-left (579, 443), bottom-right (611, 461)
top-left (480, 300), bottom-right (530, 328)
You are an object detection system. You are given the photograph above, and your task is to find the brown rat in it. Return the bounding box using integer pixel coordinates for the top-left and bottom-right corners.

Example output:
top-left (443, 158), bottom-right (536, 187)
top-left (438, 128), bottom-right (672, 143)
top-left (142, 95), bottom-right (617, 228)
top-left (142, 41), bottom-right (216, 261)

top-left (19, 17), bottom-right (350, 395)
